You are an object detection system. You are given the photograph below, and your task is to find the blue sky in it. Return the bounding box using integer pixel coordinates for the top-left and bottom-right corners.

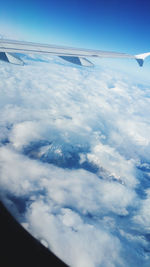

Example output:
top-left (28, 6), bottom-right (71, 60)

top-left (0, 0), bottom-right (150, 80)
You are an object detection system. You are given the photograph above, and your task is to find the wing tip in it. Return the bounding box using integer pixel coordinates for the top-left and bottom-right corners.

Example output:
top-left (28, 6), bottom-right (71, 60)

top-left (135, 52), bottom-right (150, 67)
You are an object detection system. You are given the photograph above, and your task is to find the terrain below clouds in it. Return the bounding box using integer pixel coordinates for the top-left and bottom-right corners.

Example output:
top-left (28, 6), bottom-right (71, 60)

top-left (0, 56), bottom-right (150, 266)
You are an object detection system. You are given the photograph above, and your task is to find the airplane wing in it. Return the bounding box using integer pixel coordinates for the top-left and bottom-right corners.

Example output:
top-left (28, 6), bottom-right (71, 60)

top-left (0, 39), bottom-right (150, 67)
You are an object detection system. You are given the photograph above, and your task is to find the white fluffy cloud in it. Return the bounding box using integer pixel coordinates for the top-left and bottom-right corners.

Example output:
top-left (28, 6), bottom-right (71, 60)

top-left (0, 55), bottom-right (150, 266)
top-left (133, 189), bottom-right (150, 232)
top-left (26, 200), bottom-right (123, 267)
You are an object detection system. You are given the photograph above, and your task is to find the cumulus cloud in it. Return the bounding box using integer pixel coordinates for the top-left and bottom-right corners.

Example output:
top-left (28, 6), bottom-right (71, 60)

top-left (86, 142), bottom-right (137, 188)
top-left (133, 188), bottom-right (150, 232)
top-left (26, 200), bottom-right (123, 267)
top-left (0, 55), bottom-right (150, 266)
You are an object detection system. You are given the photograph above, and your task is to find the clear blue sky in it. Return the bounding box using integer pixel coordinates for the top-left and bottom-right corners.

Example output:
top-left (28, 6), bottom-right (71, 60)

top-left (0, 0), bottom-right (150, 80)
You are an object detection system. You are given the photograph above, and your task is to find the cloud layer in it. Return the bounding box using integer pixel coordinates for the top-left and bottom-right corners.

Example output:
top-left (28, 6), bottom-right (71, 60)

top-left (0, 56), bottom-right (150, 266)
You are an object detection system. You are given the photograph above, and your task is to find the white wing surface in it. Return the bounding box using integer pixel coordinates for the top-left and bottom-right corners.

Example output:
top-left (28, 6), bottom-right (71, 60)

top-left (0, 39), bottom-right (149, 67)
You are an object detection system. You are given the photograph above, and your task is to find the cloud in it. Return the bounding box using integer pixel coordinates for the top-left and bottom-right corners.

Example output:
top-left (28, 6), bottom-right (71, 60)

top-left (26, 200), bottom-right (123, 267)
top-left (0, 146), bottom-right (49, 196)
top-left (86, 142), bottom-right (137, 188)
top-left (0, 145), bottom-right (136, 217)
top-left (133, 188), bottom-right (150, 233)
top-left (0, 55), bottom-right (150, 266)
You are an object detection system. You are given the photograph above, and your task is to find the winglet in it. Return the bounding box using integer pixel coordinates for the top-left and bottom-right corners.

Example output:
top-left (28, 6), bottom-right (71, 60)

top-left (135, 52), bottom-right (150, 67)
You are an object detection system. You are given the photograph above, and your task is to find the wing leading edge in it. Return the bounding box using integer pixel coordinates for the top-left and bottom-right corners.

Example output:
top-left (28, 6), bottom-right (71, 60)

top-left (0, 39), bottom-right (149, 67)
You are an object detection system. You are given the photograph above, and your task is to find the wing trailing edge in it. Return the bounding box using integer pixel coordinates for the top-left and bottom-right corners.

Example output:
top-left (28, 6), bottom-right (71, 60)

top-left (0, 39), bottom-right (149, 67)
